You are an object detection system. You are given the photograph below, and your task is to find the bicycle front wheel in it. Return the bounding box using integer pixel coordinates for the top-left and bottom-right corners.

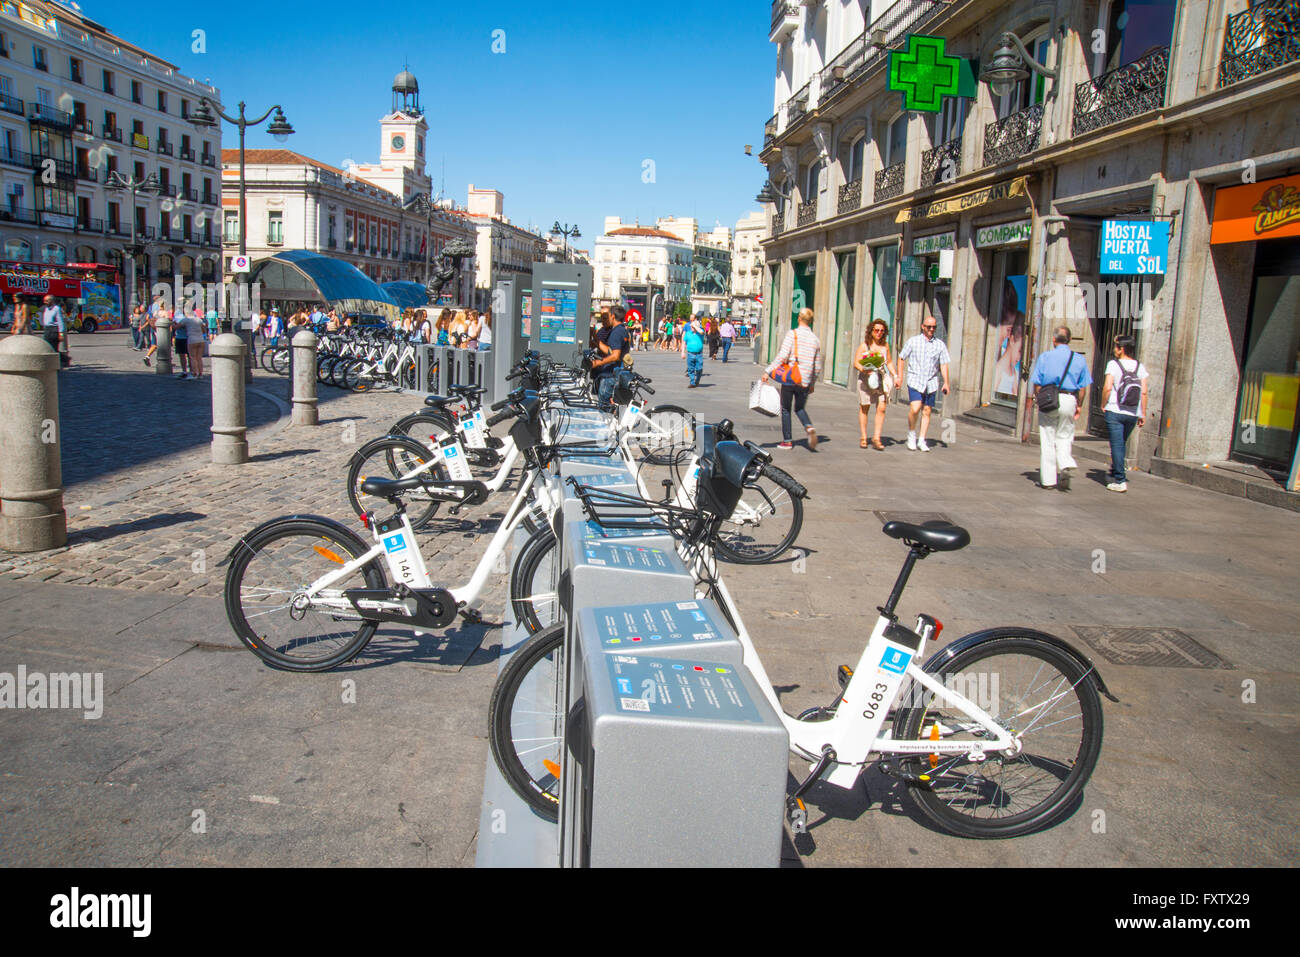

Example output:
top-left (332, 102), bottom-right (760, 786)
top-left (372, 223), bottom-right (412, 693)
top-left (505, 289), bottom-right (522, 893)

top-left (271, 348), bottom-right (290, 376)
top-left (488, 623), bottom-right (565, 820)
top-left (224, 519), bottom-right (386, 672)
top-left (639, 404), bottom-right (695, 465)
top-left (510, 526), bottom-right (559, 635)
top-left (346, 435), bottom-right (445, 529)
top-left (712, 466), bottom-right (803, 564)
top-left (894, 634), bottom-right (1103, 839)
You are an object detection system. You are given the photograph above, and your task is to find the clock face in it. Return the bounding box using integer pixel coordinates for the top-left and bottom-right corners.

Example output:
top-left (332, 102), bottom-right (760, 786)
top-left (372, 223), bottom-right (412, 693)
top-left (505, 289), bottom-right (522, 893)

top-left (391, 134), bottom-right (405, 152)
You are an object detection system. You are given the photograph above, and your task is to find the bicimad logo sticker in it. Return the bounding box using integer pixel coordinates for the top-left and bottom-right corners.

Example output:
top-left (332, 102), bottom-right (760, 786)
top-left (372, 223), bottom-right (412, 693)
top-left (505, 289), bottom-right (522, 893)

top-left (879, 647), bottom-right (912, 675)
top-left (383, 533), bottom-right (407, 553)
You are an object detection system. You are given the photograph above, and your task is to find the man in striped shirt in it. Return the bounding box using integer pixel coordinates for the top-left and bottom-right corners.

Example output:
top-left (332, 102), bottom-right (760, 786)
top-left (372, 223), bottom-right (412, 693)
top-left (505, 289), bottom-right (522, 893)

top-left (896, 311), bottom-right (950, 452)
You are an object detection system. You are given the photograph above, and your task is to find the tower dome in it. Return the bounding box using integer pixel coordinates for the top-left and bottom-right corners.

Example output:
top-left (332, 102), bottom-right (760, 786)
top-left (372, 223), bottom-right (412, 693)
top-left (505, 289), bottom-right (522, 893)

top-left (391, 68), bottom-right (422, 115)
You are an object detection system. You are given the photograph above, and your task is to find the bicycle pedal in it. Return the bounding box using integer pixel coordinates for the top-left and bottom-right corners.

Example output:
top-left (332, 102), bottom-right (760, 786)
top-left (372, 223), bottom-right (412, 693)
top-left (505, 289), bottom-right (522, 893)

top-left (836, 665), bottom-right (853, 689)
top-left (458, 606), bottom-right (483, 623)
top-left (787, 797), bottom-right (808, 835)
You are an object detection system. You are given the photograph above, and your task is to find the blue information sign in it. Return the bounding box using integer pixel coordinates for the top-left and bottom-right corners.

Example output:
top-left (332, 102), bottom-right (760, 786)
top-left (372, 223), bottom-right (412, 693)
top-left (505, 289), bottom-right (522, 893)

top-left (1100, 220), bottom-right (1171, 275)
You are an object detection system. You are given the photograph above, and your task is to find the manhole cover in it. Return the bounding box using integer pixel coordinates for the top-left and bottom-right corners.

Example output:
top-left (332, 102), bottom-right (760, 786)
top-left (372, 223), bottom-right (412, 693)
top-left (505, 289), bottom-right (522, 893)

top-left (873, 511), bottom-right (953, 526)
top-left (1071, 626), bottom-right (1230, 669)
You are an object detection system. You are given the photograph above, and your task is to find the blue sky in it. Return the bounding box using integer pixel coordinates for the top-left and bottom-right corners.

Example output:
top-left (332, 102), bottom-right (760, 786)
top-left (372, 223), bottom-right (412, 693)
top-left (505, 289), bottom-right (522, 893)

top-left (85, 0), bottom-right (774, 245)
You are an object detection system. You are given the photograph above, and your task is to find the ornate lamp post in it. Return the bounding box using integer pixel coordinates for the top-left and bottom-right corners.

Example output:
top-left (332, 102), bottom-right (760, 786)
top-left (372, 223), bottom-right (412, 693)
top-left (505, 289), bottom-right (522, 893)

top-left (552, 221), bottom-right (580, 262)
top-left (104, 171), bottom-right (161, 314)
top-left (189, 98), bottom-right (294, 344)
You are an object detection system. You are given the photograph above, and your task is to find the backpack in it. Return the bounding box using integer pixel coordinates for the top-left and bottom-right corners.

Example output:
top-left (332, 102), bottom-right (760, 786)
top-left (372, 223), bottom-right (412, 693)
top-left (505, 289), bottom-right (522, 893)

top-left (1115, 359), bottom-right (1143, 413)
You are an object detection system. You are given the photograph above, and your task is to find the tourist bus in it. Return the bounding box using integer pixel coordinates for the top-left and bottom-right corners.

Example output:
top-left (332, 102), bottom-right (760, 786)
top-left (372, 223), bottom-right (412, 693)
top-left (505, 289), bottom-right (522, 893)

top-left (0, 260), bottom-right (124, 331)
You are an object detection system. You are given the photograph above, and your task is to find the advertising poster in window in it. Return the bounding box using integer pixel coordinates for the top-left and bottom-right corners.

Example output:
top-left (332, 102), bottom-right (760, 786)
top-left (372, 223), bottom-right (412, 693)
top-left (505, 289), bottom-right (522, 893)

top-left (521, 292), bottom-right (531, 338)
top-left (994, 274), bottom-right (1027, 399)
top-left (79, 281), bottom-right (123, 328)
top-left (538, 282), bottom-right (578, 344)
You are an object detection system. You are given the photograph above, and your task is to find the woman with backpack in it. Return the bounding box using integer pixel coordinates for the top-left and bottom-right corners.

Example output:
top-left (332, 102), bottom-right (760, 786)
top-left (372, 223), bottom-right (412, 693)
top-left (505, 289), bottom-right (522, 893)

top-left (1101, 334), bottom-right (1148, 493)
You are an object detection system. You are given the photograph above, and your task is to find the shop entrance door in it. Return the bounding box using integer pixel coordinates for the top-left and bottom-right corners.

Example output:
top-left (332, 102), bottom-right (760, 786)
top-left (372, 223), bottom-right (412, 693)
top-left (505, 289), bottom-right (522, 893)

top-left (978, 247), bottom-right (1030, 414)
top-left (830, 250), bottom-right (856, 386)
top-left (1231, 238), bottom-right (1300, 471)
top-left (792, 257), bottom-right (815, 329)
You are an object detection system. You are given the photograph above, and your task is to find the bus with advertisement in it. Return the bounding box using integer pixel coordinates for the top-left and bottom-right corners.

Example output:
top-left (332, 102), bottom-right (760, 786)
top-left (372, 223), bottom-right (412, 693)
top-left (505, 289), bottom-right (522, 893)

top-left (0, 260), bottom-right (123, 332)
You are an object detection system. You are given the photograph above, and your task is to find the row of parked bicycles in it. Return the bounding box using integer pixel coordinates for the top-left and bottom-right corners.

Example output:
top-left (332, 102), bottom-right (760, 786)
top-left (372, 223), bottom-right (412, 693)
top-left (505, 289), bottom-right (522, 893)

top-left (255, 326), bottom-right (429, 393)
top-left (220, 348), bottom-right (1112, 842)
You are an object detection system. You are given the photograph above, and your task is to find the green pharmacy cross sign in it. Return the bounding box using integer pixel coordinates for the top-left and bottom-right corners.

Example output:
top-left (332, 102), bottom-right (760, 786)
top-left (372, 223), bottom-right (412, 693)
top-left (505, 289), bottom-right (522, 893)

top-left (888, 34), bottom-right (977, 113)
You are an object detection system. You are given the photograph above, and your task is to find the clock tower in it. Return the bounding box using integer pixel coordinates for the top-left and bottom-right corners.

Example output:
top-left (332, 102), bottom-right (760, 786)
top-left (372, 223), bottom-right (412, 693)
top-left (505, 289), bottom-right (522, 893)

top-left (378, 69), bottom-right (429, 191)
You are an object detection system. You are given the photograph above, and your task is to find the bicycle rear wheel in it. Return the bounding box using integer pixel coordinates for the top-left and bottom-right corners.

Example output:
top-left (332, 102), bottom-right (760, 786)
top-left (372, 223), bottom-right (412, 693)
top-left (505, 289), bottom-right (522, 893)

top-left (894, 633), bottom-right (1103, 838)
top-left (510, 526), bottom-right (559, 635)
top-left (223, 519), bottom-right (386, 672)
top-left (346, 435), bottom-right (445, 529)
top-left (488, 623), bottom-right (564, 820)
top-left (638, 404), bottom-right (696, 466)
top-left (712, 466), bottom-right (803, 564)
top-left (271, 348), bottom-right (290, 376)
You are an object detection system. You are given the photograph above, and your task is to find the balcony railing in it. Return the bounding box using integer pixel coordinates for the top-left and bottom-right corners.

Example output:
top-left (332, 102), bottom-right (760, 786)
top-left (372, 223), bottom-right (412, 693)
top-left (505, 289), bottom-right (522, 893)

top-left (0, 207), bottom-right (39, 224)
top-left (837, 177), bottom-right (862, 215)
top-left (183, 187), bottom-right (198, 201)
top-left (180, 147), bottom-right (195, 161)
top-left (0, 93), bottom-right (23, 115)
top-left (28, 103), bottom-right (73, 127)
top-left (787, 82), bottom-right (811, 127)
top-left (73, 117), bottom-right (92, 135)
top-left (797, 199), bottom-right (817, 227)
top-left (1073, 46), bottom-right (1169, 137)
top-left (328, 239), bottom-right (338, 249)
top-left (201, 192), bottom-right (216, 205)
top-left (1219, 0), bottom-right (1300, 86)
top-left (920, 137), bottom-right (962, 188)
top-left (157, 183), bottom-right (176, 197)
top-left (983, 103), bottom-right (1044, 167)
top-left (103, 126), bottom-right (123, 142)
top-left (874, 161), bottom-right (905, 202)
top-left (771, 211), bottom-right (785, 236)
top-left (77, 217), bottom-right (104, 232)
top-left (77, 166), bottom-right (98, 182)
top-left (771, 1), bottom-right (799, 40)
top-left (156, 141), bottom-right (173, 155)
top-left (200, 153), bottom-right (216, 167)
top-left (763, 113), bottom-right (778, 150)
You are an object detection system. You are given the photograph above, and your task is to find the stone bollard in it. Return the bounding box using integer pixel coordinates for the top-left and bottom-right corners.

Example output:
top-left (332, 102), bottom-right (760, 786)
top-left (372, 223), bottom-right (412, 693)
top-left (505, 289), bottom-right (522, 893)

top-left (291, 329), bottom-right (319, 426)
top-left (155, 315), bottom-right (174, 376)
top-left (210, 333), bottom-right (249, 464)
top-left (0, 337), bottom-right (67, 552)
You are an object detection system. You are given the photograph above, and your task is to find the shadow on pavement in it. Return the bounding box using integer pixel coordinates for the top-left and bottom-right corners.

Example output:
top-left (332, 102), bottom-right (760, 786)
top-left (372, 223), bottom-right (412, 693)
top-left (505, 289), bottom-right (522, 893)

top-left (71, 510), bottom-right (206, 545)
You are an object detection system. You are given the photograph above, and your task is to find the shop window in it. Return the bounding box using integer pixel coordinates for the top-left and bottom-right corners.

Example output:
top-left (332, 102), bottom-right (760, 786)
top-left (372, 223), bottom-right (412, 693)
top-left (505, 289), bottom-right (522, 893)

top-left (4, 238), bottom-right (31, 260)
top-left (1094, 0), bottom-right (1178, 76)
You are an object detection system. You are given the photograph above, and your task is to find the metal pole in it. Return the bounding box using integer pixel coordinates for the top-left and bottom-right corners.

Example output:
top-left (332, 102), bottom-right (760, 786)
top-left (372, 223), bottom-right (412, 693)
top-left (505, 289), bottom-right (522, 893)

top-left (238, 107), bottom-right (254, 381)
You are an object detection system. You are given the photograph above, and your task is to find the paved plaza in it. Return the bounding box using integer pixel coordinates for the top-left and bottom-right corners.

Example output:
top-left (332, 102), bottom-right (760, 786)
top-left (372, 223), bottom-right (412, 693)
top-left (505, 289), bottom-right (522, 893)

top-left (1, 331), bottom-right (1297, 867)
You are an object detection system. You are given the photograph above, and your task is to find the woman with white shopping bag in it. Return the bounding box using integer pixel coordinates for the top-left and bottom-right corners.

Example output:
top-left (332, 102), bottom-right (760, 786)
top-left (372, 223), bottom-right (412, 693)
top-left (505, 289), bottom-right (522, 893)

top-left (854, 319), bottom-right (896, 450)
top-left (761, 308), bottom-right (823, 450)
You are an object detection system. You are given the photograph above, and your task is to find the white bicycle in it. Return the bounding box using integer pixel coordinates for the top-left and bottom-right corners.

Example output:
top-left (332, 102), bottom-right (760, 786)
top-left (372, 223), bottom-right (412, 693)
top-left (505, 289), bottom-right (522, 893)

top-left (490, 437), bottom-right (1113, 839)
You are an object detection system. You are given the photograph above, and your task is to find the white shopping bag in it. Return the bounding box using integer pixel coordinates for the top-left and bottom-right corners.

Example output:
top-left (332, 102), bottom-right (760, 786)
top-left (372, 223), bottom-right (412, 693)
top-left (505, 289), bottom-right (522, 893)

top-left (749, 379), bottom-right (781, 417)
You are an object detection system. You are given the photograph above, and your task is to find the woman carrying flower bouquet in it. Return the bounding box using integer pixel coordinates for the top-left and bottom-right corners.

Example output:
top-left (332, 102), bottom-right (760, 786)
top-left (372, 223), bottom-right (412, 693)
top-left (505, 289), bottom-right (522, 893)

top-left (854, 319), bottom-right (895, 450)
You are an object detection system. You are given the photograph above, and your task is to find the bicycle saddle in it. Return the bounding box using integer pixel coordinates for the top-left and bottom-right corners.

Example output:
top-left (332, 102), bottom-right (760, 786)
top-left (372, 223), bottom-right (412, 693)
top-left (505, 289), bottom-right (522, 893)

top-left (424, 394), bottom-right (460, 408)
top-left (359, 476), bottom-right (430, 498)
top-left (450, 384), bottom-right (487, 397)
top-left (882, 521), bottom-right (970, 552)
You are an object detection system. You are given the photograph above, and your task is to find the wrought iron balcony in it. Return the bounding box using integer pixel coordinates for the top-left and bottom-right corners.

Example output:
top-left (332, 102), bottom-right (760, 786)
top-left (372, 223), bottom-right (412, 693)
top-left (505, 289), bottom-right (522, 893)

top-left (771, 1), bottom-right (799, 41)
top-left (180, 147), bottom-right (195, 161)
top-left (157, 183), bottom-right (176, 197)
top-left (920, 137), bottom-right (962, 188)
top-left (28, 103), bottom-right (73, 127)
top-left (200, 153), bottom-right (216, 167)
top-left (104, 127), bottom-right (123, 142)
top-left (77, 165), bottom-right (98, 182)
top-left (837, 177), bottom-right (862, 215)
top-left (771, 211), bottom-right (785, 236)
top-left (0, 206), bottom-right (38, 224)
top-left (763, 113), bottom-right (778, 150)
top-left (1073, 46), bottom-right (1169, 137)
top-left (0, 92), bottom-right (23, 115)
top-left (1219, 0), bottom-right (1300, 86)
top-left (201, 192), bottom-right (216, 205)
top-left (797, 199), bottom-right (817, 227)
top-left (77, 217), bottom-right (104, 232)
top-left (983, 103), bottom-right (1043, 167)
top-left (73, 117), bottom-right (92, 135)
top-left (787, 82), bottom-right (811, 127)
top-left (157, 141), bottom-right (173, 156)
top-left (874, 161), bottom-right (905, 202)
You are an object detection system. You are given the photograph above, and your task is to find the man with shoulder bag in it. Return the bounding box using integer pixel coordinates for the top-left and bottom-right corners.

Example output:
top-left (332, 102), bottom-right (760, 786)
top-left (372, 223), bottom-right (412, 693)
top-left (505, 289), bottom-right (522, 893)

top-left (1031, 326), bottom-right (1093, 490)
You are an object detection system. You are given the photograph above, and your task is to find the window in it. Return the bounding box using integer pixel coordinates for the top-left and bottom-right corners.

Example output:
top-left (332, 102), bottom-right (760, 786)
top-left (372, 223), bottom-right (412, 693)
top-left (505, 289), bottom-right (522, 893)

top-left (267, 211), bottom-right (283, 244)
top-left (4, 238), bottom-right (31, 260)
top-left (181, 98), bottom-right (190, 119)
top-left (0, 32), bottom-right (7, 58)
top-left (41, 242), bottom-right (65, 264)
top-left (36, 87), bottom-right (51, 107)
top-left (885, 114), bottom-right (908, 167)
top-left (102, 69), bottom-right (114, 95)
top-left (131, 80), bottom-right (142, 104)
top-left (132, 119), bottom-right (143, 137)
top-left (104, 109), bottom-right (116, 132)
top-left (805, 158), bottom-right (825, 198)
top-left (157, 90), bottom-right (167, 113)
top-left (33, 45), bottom-right (47, 71)
top-left (929, 95), bottom-right (966, 147)
top-left (1095, 0), bottom-right (1178, 76)
top-left (70, 57), bottom-right (82, 83)
top-left (223, 211), bottom-right (240, 242)
top-left (108, 202), bottom-right (120, 230)
top-left (847, 132), bottom-right (866, 182)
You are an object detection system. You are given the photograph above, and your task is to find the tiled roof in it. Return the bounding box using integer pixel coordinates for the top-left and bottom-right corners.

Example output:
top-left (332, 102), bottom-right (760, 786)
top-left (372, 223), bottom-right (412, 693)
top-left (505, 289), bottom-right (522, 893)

top-left (221, 148), bottom-right (347, 177)
top-left (606, 227), bottom-right (682, 240)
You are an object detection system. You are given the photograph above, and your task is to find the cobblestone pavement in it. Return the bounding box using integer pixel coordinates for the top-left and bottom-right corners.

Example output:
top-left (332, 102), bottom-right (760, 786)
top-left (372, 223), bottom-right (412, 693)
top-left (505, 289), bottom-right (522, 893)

top-left (1, 330), bottom-right (504, 601)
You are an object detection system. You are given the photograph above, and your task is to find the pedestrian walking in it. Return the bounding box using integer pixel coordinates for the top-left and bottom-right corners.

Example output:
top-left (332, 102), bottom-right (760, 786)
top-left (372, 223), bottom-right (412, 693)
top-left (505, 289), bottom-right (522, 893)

top-left (762, 307), bottom-right (823, 450)
top-left (659, 317), bottom-right (673, 351)
top-left (39, 294), bottom-right (68, 368)
top-left (682, 315), bottom-right (706, 387)
top-left (896, 310), bottom-right (950, 452)
top-left (854, 319), bottom-right (895, 450)
top-left (719, 317), bottom-right (735, 362)
top-left (6, 294), bottom-right (28, 337)
top-left (478, 307), bottom-right (493, 351)
top-left (1030, 326), bottom-right (1092, 490)
top-left (707, 319), bottom-right (720, 360)
top-left (1101, 334), bottom-right (1149, 492)
top-left (181, 306), bottom-right (207, 380)
top-left (171, 304), bottom-right (190, 378)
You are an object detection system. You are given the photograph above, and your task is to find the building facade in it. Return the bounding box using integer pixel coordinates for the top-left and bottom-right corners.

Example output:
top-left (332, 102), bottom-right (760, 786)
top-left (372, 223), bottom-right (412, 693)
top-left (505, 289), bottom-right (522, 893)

top-left (593, 218), bottom-right (692, 307)
top-left (220, 73), bottom-right (475, 304)
top-left (759, 0), bottom-right (1300, 489)
top-left (0, 0), bottom-right (223, 296)
top-left (465, 183), bottom-right (545, 307)
top-left (691, 229), bottom-right (732, 317)
top-left (732, 210), bottom-right (768, 321)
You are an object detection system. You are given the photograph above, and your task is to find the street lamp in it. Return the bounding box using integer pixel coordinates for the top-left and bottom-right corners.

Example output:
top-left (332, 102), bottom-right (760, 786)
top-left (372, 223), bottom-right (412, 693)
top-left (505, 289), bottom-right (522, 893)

top-left (190, 97), bottom-right (294, 338)
top-left (552, 221), bottom-right (580, 262)
top-left (104, 170), bottom-right (161, 314)
top-left (979, 31), bottom-right (1061, 99)
top-left (403, 191), bottom-right (436, 286)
